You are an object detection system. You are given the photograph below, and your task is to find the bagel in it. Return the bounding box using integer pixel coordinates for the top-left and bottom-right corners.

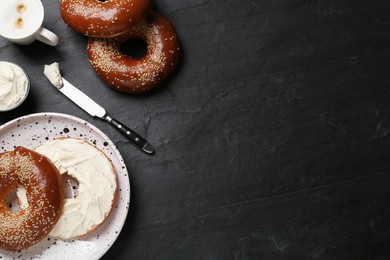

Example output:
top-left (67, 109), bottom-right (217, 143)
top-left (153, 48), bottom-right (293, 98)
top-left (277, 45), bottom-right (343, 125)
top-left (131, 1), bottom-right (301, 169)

top-left (87, 11), bottom-right (181, 93)
top-left (35, 138), bottom-right (118, 239)
top-left (60, 0), bottom-right (152, 37)
top-left (0, 147), bottom-right (64, 251)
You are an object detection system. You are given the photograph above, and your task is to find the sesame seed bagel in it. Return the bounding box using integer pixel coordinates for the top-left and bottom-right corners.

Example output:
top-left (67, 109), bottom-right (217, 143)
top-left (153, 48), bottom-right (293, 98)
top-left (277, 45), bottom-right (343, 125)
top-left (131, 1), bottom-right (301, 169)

top-left (0, 147), bottom-right (64, 251)
top-left (87, 11), bottom-right (181, 93)
top-left (60, 0), bottom-right (152, 37)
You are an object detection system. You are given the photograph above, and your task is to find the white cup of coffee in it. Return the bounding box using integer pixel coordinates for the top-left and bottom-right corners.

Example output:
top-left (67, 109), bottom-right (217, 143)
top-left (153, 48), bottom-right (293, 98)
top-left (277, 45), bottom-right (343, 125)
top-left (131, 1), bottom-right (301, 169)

top-left (0, 0), bottom-right (59, 46)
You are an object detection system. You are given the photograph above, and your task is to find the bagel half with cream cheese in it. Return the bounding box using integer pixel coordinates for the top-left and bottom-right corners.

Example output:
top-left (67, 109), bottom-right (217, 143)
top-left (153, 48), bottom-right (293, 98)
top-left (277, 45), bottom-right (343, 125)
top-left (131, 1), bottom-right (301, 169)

top-left (35, 138), bottom-right (118, 239)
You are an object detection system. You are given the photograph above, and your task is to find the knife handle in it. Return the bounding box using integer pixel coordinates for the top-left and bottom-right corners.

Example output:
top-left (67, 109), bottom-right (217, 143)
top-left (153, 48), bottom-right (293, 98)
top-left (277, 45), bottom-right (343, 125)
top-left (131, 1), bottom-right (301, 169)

top-left (104, 115), bottom-right (154, 154)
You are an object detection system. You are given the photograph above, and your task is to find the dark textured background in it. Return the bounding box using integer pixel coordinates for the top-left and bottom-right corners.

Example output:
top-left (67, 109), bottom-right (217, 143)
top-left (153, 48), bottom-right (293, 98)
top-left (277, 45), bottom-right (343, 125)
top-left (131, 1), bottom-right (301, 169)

top-left (1, 0), bottom-right (390, 259)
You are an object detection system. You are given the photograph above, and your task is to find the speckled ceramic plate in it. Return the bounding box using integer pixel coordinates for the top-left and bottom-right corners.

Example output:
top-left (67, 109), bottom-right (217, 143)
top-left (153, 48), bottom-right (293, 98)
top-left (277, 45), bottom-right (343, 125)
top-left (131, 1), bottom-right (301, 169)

top-left (0, 113), bottom-right (130, 260)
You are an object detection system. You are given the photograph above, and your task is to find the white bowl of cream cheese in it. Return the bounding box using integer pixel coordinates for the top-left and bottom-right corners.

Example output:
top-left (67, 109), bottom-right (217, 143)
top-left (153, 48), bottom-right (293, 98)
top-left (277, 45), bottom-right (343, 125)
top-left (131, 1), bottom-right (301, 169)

top-left (0, 61), bottom-right (30, 111)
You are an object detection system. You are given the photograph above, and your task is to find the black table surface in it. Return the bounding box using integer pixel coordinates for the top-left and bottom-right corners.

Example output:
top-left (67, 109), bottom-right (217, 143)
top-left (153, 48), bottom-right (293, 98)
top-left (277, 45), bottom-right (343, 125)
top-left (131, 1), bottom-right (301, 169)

top-left (1, 0), bottom-right (390, 259)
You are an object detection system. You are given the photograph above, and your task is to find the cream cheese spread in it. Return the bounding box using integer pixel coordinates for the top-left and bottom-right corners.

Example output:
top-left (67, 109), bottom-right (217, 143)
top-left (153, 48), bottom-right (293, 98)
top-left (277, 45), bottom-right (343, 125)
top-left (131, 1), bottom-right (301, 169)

top-left (0, 61), bottom-right (29, 110)
top-left (44, 62), bottom-right (63, 89)
top-left (35, 138), bottom-right (117, 239)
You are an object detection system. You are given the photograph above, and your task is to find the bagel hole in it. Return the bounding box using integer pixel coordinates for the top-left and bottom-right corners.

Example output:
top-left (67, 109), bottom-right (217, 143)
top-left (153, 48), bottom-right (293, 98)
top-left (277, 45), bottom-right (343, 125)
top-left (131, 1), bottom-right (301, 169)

top-left (6, 184), bottom-right (28, 213)
top-left (120, 38), bottom-right (148, 59)
top-left (62, 172), bottom-right (79, 199)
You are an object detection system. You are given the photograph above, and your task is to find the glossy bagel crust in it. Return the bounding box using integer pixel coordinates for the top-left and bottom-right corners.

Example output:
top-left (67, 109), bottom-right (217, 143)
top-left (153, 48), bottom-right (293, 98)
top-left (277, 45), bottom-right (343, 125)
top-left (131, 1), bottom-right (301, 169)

top-left (87, 11), bottom-right (181, 93)
top-left (60, 0), bottom-right (152, 37)
top-left (0, 147), bottom-right (64, 251)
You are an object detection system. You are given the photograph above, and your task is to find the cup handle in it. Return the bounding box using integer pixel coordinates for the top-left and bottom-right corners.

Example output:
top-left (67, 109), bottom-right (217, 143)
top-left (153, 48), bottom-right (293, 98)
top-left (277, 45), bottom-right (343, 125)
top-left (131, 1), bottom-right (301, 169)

top-left (35, 27), bottom-right (59, 46)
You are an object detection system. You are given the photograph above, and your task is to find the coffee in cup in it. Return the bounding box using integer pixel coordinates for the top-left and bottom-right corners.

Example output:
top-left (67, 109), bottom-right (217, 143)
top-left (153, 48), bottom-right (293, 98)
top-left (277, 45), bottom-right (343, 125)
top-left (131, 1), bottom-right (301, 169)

top-left (0, 0), bottom-right (59, 46)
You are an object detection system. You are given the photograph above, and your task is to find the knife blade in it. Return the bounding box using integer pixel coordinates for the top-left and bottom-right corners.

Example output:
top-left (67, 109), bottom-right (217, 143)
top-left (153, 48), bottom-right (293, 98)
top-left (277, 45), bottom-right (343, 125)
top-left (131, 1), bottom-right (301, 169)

top-left (57, 78), bottom-right (154, 154)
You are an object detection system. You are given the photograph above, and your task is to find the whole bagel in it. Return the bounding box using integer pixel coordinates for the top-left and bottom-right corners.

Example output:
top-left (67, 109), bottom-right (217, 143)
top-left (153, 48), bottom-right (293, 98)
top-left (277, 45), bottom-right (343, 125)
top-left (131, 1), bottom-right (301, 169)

top-left (60, 0), bottom-right (152, 37)
top-left (87, 11), bottom-right (181, 93)
top-left (0, 147), bottom-right (64, 251)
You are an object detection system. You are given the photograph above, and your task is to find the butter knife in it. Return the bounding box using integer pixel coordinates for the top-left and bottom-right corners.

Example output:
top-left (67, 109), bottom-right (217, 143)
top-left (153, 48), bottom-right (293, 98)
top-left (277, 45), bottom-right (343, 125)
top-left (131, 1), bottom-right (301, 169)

top-left (55, 78), bottom-right (154, 154)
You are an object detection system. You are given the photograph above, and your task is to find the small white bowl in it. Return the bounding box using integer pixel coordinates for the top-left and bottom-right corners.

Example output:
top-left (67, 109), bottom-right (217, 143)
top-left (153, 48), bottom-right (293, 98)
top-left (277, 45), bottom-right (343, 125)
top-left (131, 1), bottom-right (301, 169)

top-left (0, 61), bottom-right (30, 112)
